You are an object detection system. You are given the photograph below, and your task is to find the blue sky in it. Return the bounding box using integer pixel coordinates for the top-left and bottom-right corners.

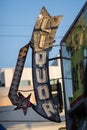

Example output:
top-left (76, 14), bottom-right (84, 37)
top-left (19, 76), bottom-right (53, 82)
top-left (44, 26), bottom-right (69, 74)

top-left (0, 0), bottom-right (86, 68)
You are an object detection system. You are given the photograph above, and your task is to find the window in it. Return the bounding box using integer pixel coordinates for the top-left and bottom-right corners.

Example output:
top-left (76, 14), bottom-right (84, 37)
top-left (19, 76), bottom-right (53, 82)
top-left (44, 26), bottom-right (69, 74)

top-left (19, 80), bottom-right (31, 87)
top-left (50, 79), bottom-right (57, 85)
top-left (0, 72), bottom-right (5, 87)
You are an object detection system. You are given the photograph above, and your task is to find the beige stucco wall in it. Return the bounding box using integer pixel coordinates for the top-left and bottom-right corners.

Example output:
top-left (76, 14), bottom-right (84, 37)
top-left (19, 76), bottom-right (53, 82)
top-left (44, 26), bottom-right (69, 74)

top-left (0, 66), bottom-right (62, 107)
top-left (3, 68), bottom-right (33, 87)
top-left (2, 66), bottom-right (61, 87)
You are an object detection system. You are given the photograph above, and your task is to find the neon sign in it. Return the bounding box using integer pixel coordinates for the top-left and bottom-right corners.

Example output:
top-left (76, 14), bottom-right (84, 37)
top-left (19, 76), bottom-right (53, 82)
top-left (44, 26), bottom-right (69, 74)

top-left (8, 7), bottom-right (62, 122)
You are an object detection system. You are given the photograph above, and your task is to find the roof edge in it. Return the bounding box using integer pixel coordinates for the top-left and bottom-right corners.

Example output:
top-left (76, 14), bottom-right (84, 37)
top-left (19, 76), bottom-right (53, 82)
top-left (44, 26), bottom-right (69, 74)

top-left (60, 1), bottom-right (87, 44)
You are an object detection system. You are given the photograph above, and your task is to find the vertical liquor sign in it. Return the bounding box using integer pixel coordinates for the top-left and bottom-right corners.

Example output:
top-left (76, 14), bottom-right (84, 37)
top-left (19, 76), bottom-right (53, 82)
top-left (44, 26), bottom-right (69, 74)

top-left (31, 7), bottom-right (63, 122)
top-left (61, 2), bottom-right (87, 129)
top-left (8, 7), bottom-right (63, 122)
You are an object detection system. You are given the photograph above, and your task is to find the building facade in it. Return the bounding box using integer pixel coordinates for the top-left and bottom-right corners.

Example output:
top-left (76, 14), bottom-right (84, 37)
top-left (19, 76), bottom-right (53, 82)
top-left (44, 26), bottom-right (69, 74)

top-left (60, 2), bottom-right (87, 129)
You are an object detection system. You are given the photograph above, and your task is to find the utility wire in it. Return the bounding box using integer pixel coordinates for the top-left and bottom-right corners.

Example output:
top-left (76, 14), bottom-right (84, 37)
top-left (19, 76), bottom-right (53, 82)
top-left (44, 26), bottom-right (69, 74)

top-left (0, 35), bottom-right (63, 38)
top-left (0, 24), bottom-right (34, 27)
top-left (0, 35), bottom-right (31, 37)
top-left (0, 24), bottom-right (69, 27)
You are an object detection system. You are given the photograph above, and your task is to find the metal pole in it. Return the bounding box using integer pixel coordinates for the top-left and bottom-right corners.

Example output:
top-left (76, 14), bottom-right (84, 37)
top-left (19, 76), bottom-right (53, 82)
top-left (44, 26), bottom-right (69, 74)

top-left (48, 46), bottom-right (72, 129)
top-left (60, 49), bottom-right (71, 130)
